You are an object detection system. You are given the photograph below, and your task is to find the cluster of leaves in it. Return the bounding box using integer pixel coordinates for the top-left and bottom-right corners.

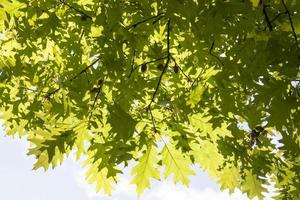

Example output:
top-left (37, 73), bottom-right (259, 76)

top-left (0, 0), bottom-right (299, 199)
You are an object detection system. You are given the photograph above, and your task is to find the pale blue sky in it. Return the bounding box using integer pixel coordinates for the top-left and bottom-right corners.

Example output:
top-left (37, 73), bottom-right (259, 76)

top-left (0, 126), bottom-right (249, 200)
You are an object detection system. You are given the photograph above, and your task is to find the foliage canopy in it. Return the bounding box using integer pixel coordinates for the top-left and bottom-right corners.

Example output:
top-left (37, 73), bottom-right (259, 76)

top-left (0, 0), bottom-right (300, 199)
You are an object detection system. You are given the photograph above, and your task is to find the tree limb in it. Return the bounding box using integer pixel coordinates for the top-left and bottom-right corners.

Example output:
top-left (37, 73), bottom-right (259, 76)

top-left (281, 0), bottom-right (299, 48)
top-left (58, 0), bottom-right (92, 19)
top-left (209, 41), bottom-right (224, 66)
top-left (260, 0), bottom-right (273, 31)
top-left (170, 55), bottom-right (191, 82)
top-left (127, 13), bottom-right (164, 29)
top-left (127, 56), bottom-right (168, 78)
top-left (70, 57), bottom-right (101, 82)
top-left (147, 19), bottom-right (171, 110)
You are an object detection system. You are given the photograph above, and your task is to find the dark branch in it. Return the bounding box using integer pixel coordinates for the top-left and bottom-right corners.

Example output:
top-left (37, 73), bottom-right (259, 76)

top-left (152, 15), bottom-right (164, 25)
top-left (260, 0), bottom-right (273, 31)
top-left (89, 83), bottom-right (103, 120)
top-left (45, 87), bottom-right (61, 100)
top-left (128, 50), bottom-right (136, 78)
top-left (70, 57), bottom-right (101, 82)
top-left (127, 56), bottom-right (168, 78)
top-left (44, 57), bottom-right (101, 98)
top-left (58, 0), bottom-right (92, 19)
top-left (148, 108), bottom-right (157, 133)
top-left (209, 41), bottom-right (224, 66)
top-left (281, 0), bottom-right (299, 48)
top-left (78, 29), bottom-right (85, 44)
top-left (269, 11), bottom-right (288, 24)
top-left (147, 19), bottom-right (171, 109)
top-left (170, 56), bottom-right (191, 82)
top-left (127, 13), bottom-right (164, 29)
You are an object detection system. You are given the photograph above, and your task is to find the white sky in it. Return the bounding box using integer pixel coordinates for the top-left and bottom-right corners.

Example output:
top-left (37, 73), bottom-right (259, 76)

top-left (0, 127), bottom-right (249, 200)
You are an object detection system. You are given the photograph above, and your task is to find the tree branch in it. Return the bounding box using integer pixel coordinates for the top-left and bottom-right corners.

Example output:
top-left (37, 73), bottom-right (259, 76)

top-left (281, 0), bottom-right (299, 48)
top-left (45, 87), bottom-right (61, 100)
top-left (260, 0), bottom-right (273, 31)
top-left (170, 56), bottom-right (191, 82)
top-left (269, 11), bottom-right (288, 24)
top-left (209, 41), bottom-right (224, 66)
top-left (45, 57), bottom-right (101, 99)
top-left (70, 57), bottom-right (101, 82)
top-left (147, 19), bottom-right (171, 110)
top-left (88, 81), bottom-right (103, 120)
top-left (127, 56), bottom-right (168, 78)
top-left (148, 108), bottom-right (157, 133)
top-left (58, 0), bottom-right (92, 20)
top-left (127, 13), bottom-right (164, 29)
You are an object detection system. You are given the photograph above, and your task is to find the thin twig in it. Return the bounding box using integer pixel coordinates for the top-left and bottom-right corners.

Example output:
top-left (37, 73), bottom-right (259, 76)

top-left (128, 51), bottom-right (136, 78)
top-left (270, 11), bottom-right (288, 24)
top-left (209, 41), bottom-right (224, 66)
top-left (148, 108), bottom-right (157, 133)
top-left (281, 0), bottom-right (299, 48)
top-left (91, 86), bottom-right (102, 111)
top-left (44, 57), bottom-right (101, 98)
top-left (45, 87), bottom-right (61, 100)
top-left (170, 56), bottom-right (191, 82)
top-left (127, 13), bottom-right (164, 29)
top-left (69, 57), bottom-right (101, 82)
top-left (78, 29), bottom-right (85, 44)
top-left (127, 56), bottom-right (168, 78)
top-left (152, 15), bottom-right (164, 25)
top-left (88, 83), bottom-right (103, 120)
top-left (129, 50), bottom-right (136, 75)
top-left (260, 0), bottom-right (273, 31)
top-left (147, 19), bottom-right (171, 109)
top-left (58, 0), bottom-right (92, 19)
top-left (189, 64), bottom-right (208, 91)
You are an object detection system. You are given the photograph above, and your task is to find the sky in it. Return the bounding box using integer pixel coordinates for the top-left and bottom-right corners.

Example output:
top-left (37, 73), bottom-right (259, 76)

top-left (0, 125), bottom-right (250, 200)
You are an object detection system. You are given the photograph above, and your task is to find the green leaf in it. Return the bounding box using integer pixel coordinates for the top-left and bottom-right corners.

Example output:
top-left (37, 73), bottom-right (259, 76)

top-left (108, 103), bottom-right (137, 140)
top-left (1, 0), bottom-right (300, 197)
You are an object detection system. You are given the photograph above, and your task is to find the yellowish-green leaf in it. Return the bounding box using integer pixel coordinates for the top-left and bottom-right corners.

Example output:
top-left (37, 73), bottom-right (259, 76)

top-left (131, 145), bottom-right (160, 195)
top-left (242, 171), bottom-right (266, 200)
top-left (85, 162), bottom-right (114, 195)
top-left (190, 141), bottom-right (223, 177)
top-left (161, 143), bottom-right (195, 185)
top-left (250, 0), bottom-right (260, 7)
top-left (217, 166), bottom-right (241, 193)
top-left (187, 84), bottom-right (206, 108)
top-left (73, 121), bottom-right (90, 159)
top-left (189, 112), bottom-right (213, 135)
top-left (33, 152), bottom-right (49, 170)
